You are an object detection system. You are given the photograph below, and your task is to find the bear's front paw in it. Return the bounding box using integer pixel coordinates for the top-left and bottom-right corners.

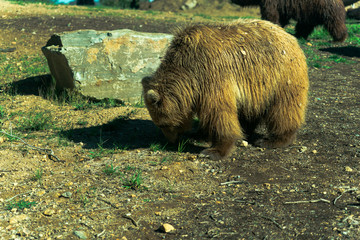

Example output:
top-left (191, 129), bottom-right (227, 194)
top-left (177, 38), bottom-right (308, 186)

top-left (199, 148), bottom-right (223, 160)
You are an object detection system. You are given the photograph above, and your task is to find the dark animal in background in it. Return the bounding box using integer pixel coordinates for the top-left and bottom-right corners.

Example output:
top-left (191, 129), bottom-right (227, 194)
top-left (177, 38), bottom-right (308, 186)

top-left (231, 0), bottom-right (348, 42)
top-left (142, 19), bottom-right (309, 160)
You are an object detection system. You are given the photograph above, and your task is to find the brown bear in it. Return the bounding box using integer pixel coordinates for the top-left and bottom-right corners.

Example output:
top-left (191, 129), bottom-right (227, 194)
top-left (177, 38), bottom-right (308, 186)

top-left (142, 19), bottom-right (309, 160)
top-left (231, 0), bottom-right (348, 42)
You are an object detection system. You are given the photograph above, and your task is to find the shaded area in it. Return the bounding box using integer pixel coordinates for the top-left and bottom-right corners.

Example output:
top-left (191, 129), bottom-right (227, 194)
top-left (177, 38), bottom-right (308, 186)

top-left (59, 117), bottom-right (205, 154)
top-left (319, 46), bottom-right (360, 58)
top-left (1, 74), bottom-right (53, 96)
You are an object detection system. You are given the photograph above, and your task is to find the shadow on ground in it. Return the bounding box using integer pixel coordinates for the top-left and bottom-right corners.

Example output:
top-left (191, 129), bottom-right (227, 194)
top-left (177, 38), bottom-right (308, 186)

top-left (59, 117), bottom-right (206, 154)
top-left (1, 74), bottom-right (53, 96)
top-left (319, 46), bottom-right (360, 58)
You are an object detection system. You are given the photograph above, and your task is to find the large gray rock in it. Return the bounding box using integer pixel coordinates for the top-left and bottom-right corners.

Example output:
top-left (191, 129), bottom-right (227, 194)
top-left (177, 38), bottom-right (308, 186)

top-left (42, 29), bottom-right (173, 103)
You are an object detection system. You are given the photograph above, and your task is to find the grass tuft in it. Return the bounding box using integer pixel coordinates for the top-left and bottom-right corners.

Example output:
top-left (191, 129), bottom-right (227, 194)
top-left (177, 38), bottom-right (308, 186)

top-left (16, 110), bottom-right (53, 132)
top-left (6, 200), bottom-right (37, 210)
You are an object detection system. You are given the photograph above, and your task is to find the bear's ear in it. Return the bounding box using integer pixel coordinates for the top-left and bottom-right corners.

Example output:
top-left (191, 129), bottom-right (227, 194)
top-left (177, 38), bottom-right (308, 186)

top-left (146, 89), bottom-right (161, 105)
top-left (141, 76), bottom-right (152, 86)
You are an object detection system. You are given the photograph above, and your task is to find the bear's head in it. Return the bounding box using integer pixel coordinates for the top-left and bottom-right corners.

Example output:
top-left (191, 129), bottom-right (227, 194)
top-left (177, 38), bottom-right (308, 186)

top-left (142, 77), bottom-right (193, 143)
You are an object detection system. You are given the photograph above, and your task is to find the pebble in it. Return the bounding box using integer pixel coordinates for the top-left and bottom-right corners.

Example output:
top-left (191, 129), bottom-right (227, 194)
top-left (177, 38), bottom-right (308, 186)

top-left (345, 166), bottom-right (353, 172)
top-left (73, 230), bottom-right (87, 239)
top-left (298, 146), bottom-right (307, 153)
top-left (9, 214), bottom-right (29, 224)
top-left (43, 208), bottom-right (56, 216)
top-left (159, 223), bottom-right (175, 233)
top-left (241, 140), bottom-right (249, 147)
top-left (61, 192), bottom-right (72, 198)
top-left (36, 190), bottom-right (46, 196)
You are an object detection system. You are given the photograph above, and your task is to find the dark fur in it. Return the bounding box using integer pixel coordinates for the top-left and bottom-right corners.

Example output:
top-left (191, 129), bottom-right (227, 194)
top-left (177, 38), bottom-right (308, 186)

top-left (232, 0), bottom-right (348, 42)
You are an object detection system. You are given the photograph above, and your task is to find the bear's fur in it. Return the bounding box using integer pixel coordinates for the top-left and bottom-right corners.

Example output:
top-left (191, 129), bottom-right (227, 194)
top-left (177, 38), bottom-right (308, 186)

top-left (142, 19), bottom-right (309, 160)
top-left (231, 0), bottom-right (348, 42)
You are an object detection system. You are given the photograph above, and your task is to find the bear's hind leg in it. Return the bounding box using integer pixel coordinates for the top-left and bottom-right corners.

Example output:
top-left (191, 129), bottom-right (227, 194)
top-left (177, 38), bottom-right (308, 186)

top-left (295, 22), bottom-right (315, 40)
top-left (324, 20), bottom-right (347, 42)
top-left (260, 98), bottom-right (306, 148)
top-left (258, 130), bottom-right (297, 148)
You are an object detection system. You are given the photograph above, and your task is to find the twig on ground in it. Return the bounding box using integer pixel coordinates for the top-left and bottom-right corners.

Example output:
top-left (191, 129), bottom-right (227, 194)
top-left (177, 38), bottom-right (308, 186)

top-left (220, 180), bottom-right (244, 186)
top-left (122, 214), bottom-right (138, 227)
top-left (334, 188), bottom-right (358, 206)
top-left (97, 196), bottom-right (120, 209)
top-left (0, 130), bottom-right (63, 162)
top-left (5, 190), bottom-right (33, 202)
top-left (284, 198), bottom-right (331, 204)
top-left (261, 216), bottom-right (285, 230)
top-left (97, 230), bottom-right (106, 238)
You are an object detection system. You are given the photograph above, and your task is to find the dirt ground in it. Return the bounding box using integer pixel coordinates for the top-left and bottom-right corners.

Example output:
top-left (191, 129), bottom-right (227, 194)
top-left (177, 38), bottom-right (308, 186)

top-left (0, 0), bottom-right (359, 239)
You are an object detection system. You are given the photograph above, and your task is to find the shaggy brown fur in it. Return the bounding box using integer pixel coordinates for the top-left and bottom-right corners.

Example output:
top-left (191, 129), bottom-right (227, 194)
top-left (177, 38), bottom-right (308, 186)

top-left (142, 19), bottom-right (309, 160)
top-left (231, 0), bottom-right (348, 42)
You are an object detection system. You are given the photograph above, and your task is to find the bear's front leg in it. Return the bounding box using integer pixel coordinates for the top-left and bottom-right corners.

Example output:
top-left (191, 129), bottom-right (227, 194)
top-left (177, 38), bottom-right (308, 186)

top-left (199, 110), bottom-right (242, 160)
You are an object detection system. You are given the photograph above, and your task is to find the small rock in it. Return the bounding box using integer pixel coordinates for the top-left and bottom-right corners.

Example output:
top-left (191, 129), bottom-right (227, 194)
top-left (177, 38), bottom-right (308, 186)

top-left (9, 214), bottom-right (29, 224)
top-left (345, 166), bottom-right (353, 172)
top-left (19, 227), bottom-right (31, 236)
top-left (36, 190), bottom-right (46, 196)
top-left (73, 230), bottom-right (87, 239)
top-left (241, 140), bottom-right (249, 147)
top-left (43, 208), bottom-right (56, 216)
top-left (181, 0), bottom-right (197, 10)
top-left (0, 136), bottom-right (6, 143)
top-left (312, 150), bottom-right (318, 154)
top-left (61, 192), bottom-right (72, 198)
top-left (155, 211), bottom-right (162, 216)
top-left (298, 146), bottom-right (307, 153)
top-left (159, 223), bottom-right (175, 233)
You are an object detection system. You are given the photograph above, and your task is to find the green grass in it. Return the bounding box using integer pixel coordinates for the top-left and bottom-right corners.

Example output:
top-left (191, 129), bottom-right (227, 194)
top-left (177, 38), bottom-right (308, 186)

top-left (132, 96), bottom-right (145, 108)
top-left (31, 167), bottom-right (44, 182)
top-left (7, 0), bottom-right (54, 4)
top-left (149, 142), bottom-right (167, 152)
top-left (193, 13), bottom-right (213, 20)
top-left (346, 23), bottom-right (360, 46)
top-left (149, 156), bottom-right (169, 166)
top-left (296, 21), bottom-right (359, 69)
top-left (16, 110), bottom-right (53, 132)
top-left (89, 141), bottom-right (128, 159)
top-left (6, 200), bottom-right (37, 210)
top-left (0, 106), bottom-right (6, 123)
top-left (0, 54), bottom-right (49, 83)
top-left (177, 139), bottom-right (189, 153)
top-left (121, 168), bottom-right (144, 190)
top-left (103, 163), bottom-right (120, 176)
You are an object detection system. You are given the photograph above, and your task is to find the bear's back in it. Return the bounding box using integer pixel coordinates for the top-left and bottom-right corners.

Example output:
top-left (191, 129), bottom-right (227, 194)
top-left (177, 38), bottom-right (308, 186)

top-left (163, 19), bottom-right (307, 92)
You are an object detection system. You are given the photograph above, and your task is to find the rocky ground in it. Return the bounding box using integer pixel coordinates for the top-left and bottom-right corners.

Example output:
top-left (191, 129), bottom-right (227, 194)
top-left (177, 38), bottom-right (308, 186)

top-left (0, 0), bottom-right (359, 239)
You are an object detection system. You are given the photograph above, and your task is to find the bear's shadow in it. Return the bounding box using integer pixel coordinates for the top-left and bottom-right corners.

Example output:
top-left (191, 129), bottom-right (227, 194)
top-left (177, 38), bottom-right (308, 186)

top-left (319, 46), bottom-right (360, 58)
top-left (60, 117), bottom-right (206, 154)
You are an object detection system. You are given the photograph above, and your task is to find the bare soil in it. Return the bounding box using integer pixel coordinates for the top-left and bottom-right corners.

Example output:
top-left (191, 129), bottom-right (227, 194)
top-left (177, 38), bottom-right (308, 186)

top-left (0, 0), bottom-right (359, 239)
